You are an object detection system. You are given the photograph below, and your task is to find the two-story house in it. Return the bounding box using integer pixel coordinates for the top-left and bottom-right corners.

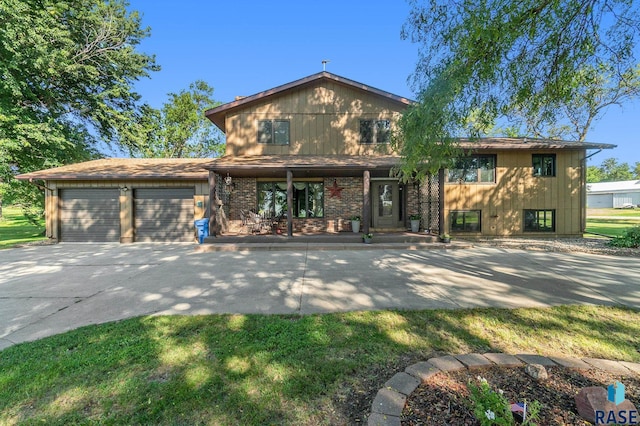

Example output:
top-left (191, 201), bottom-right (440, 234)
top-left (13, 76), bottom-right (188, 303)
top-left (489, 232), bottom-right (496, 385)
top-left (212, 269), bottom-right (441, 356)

top-left (16, 71), bottom-right (614, 242)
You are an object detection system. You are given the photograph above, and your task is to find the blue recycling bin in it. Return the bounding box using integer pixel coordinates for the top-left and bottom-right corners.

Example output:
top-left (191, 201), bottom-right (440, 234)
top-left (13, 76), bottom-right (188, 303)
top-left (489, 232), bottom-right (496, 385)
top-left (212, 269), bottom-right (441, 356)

top-left (194, 218), bottom-right (209, 244)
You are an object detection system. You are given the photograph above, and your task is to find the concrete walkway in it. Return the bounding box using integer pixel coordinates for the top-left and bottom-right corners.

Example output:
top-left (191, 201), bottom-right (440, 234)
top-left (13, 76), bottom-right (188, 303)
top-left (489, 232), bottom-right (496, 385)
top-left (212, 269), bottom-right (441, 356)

top-left (1, 243), bottom-right (639, 350)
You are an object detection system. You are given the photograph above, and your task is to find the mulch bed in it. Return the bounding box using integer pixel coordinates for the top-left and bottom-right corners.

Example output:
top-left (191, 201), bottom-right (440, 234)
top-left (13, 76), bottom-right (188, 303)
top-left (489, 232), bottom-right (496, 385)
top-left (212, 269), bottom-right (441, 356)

top-left (402, 366), bottom-right (640, 425)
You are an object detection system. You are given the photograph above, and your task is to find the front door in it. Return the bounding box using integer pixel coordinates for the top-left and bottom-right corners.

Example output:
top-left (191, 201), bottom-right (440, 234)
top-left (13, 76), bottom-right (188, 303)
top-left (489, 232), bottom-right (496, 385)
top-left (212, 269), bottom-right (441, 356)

top-left (372, 181), bottom-right (403, 228)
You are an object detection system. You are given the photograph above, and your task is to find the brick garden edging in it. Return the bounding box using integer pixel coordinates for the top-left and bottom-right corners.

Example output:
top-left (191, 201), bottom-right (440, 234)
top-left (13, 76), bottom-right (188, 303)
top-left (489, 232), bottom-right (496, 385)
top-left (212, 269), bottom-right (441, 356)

top-left (367, 353), bottom-right (640, 426)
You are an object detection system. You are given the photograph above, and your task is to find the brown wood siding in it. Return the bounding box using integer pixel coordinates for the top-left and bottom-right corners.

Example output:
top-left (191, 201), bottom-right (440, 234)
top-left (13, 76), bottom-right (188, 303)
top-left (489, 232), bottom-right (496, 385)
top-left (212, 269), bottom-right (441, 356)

top-left (225, 81), bottom-right (405, 157)
top-left (444, 150), bottom-right (584, 237)
top-left (60, 189), bottom-right (120, 242)
top-left (134, 188), bottom-right (195, 242)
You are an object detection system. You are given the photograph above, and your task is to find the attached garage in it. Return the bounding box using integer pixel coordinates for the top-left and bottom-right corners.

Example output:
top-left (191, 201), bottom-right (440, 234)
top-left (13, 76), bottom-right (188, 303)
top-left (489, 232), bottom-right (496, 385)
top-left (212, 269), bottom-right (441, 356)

top-left (16, 158), bottom-right (211, 243)
top-left (134, 188), bottom-right (195, 242)
top-left (60, 189), bottom-right (120, 242)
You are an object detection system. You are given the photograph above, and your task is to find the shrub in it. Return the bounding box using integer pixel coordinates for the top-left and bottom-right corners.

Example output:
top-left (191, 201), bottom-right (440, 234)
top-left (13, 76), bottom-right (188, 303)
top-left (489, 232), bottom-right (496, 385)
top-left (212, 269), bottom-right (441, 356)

top-left (607, 226), bottom-right (640, 248)
top-left (468, 376), bottom-right (541, 426)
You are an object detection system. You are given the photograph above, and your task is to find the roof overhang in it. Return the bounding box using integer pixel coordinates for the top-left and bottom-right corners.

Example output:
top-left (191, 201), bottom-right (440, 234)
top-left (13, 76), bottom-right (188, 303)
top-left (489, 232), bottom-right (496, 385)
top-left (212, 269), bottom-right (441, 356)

top-left (455, 138), bottom-right (616, 151)
top-left (206, 155), bottom-right (402, 178)
top-left (15, 158), bottom-right (213, 181)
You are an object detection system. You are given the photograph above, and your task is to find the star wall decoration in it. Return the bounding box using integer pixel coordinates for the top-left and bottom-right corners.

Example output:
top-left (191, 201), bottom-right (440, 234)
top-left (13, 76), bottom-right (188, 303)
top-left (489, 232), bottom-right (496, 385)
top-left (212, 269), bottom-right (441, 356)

top-left (328, 179), bottom-right (344, 199)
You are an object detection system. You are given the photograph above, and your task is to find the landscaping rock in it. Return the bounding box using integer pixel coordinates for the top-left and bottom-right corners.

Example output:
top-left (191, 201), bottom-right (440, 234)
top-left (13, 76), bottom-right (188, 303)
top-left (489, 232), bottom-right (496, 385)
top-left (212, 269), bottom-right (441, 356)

top-left (427, 355), bottom-right (465, 372)
top-left (575, 386), bottom-right (638, 424)
top-left (455, 353), bottom-right (492, 369)
top-left (516, 354), bottom-right (556, 366)
top-left (583, 357), bottom-right (634, 374)
top-left (483, 352), bottom-right (523, 367)
top-left (524, 363), bottom-right (548, 380)
top-left (371, 388), bottom-right (406, 417)
top-left (405, 361), bottom-right (440, 381)
top-left (384, 372), bottom-right (420, 396)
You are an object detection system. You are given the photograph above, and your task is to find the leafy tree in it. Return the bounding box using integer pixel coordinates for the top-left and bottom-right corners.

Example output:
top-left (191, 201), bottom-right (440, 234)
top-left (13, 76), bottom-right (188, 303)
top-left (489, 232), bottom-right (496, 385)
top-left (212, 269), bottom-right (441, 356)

top-left (396, 0), bottom-right (640, 232)
top-left (634, 162), bottom-right (640, 180)
top-left (587, 158), bottom-right (635, 183)
top-left (131, 81), bottom-right (224, 158)
top-left (600, 158), bottom-right (633, 182)
top-left (0, 0), bottom-right (158, 219)
top-left (586, 165), bottom-right (605, 183)
top-left (561, 65), bottom-right (640, 142)
top-left (396, 0), bottom-right (640, 168)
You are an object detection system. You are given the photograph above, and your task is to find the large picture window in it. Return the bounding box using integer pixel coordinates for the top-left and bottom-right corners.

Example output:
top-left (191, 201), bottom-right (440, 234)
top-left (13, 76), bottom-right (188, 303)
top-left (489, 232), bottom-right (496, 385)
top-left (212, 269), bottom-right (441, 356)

top-left (360, 119), bottom-right (390, 144)
top-left (447, 155), bottom-right (496, 183)
top-left (524, 210), bottom-right (555, 232)
top-left (257, 182), bottom-right (324, 218)
top-left (532, 154), bottom-right (556, 177)
top-left (258, 120), bottom-right (290, 145)
top-left (450, 210), bottom-right (481, 232)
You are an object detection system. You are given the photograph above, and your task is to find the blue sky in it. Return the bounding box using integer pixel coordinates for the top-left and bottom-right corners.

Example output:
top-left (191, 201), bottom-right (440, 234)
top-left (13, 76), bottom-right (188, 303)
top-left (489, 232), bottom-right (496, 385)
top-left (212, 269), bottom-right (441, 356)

top-left (126, 0), bottom-right (639, 167)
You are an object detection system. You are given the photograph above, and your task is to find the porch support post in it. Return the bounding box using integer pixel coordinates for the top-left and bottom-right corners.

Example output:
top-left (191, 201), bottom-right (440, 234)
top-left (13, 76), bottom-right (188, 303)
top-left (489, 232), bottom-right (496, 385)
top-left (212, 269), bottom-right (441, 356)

top-left (362, 170), bottom-right (371, 234)
top-left (286, 169), bottom-right (293, 237)
top-left (208, 170), bottom-right (217, 237)
top-left (438, 168), bottom-right (445, 235)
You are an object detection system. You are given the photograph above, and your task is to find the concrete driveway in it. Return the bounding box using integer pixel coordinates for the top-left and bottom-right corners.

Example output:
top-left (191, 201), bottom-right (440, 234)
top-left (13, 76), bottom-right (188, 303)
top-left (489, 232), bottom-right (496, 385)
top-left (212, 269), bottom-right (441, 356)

top-left (1, 243), bottom-right (639, 350)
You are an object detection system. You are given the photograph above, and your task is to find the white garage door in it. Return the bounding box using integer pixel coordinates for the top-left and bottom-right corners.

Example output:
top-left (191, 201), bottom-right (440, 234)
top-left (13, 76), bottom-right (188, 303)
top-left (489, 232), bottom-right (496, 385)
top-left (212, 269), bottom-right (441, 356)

top-left (587, 193), bottom-right (613, 208)
top-left (60, 189), bottom-right (120, 242)
top-left (134, 188), bottom-right (195, 242)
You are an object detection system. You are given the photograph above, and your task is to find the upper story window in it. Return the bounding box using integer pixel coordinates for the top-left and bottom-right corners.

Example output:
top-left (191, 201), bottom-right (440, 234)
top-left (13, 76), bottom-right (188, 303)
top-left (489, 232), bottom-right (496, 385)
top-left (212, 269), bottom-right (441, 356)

top-left (532, 154), bottom-right (556, 177)
top-left (360, 119), bottom-right (390, 144)
top-left (258, 120), bottom-right (290, 145)
top-left (447, 155), bottom-right (496, 183)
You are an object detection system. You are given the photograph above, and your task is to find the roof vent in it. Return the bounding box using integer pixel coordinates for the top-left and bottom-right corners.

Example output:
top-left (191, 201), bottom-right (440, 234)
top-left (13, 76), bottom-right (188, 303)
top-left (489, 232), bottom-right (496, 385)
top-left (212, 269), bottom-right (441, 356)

top-left (235, 96), bottom-right (246, 101)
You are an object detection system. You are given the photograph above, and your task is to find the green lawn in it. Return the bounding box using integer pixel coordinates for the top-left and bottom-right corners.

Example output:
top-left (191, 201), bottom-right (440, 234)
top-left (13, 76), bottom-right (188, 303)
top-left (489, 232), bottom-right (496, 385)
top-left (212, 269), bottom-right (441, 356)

top-left (1, 306), bottom-right (638, 425)
top-left (588, 208), bottom-right (640, 218)
top-left (586, 218), bottom-right (640, 237)
top-left (0, 206), bottom-right (46, 248)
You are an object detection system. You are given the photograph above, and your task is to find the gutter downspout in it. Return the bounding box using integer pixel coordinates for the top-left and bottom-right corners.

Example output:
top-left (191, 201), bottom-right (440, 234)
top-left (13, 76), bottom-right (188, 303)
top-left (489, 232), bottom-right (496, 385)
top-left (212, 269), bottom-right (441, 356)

top-left (28, 178), bottom-right (53, 192)
top-left (581, 149), bottom-right (602, 233)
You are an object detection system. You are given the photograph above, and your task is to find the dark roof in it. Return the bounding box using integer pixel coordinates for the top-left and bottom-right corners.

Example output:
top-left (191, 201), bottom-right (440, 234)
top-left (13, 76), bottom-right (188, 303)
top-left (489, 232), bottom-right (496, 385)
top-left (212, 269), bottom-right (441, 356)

top-left (207, 155), bottom-right (402, 178)
top-left (455, 137), bottom-right (616, 150)
top-left (15, 138), bottom-right (615, 181)
top-left (15, 158), bottom-right (212, 181)
top-left (205, 72), bottom-right (414, 132)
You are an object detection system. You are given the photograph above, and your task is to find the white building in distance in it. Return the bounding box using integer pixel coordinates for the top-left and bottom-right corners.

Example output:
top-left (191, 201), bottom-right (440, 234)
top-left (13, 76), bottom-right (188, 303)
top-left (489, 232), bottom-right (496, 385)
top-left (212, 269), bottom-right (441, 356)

top-left (587, 180), bottom-right (640, 208)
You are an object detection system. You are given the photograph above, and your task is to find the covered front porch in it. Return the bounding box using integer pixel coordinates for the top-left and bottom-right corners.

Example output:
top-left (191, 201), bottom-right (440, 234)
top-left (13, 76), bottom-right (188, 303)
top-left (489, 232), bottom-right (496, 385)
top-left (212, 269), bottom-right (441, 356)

top-left (204, 155), bottom-right (441, 239)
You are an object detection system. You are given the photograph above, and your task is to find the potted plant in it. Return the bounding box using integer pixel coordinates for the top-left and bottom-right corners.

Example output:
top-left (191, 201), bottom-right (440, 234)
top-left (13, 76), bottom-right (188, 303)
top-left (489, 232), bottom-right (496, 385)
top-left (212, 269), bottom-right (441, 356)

top-left (409, 214), bottom-right (421, 232)
top-left (350, 215), bottom-right (361, 233)
top-left (439, 233), bottom-right (451, 243)
top-left (362, 232), bottom-right (373, 244)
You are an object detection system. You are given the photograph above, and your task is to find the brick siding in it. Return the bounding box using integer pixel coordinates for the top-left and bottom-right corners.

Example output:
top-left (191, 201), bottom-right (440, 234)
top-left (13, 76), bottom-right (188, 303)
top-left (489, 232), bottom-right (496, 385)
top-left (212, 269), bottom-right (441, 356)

top-left (219, 175), bottom-right (422, 234)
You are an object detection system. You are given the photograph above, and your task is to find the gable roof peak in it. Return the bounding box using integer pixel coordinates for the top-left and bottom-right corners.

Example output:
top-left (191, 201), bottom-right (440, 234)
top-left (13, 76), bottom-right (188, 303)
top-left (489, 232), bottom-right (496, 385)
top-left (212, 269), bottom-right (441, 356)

top-left (205, 71), bottom-right (413, 132)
